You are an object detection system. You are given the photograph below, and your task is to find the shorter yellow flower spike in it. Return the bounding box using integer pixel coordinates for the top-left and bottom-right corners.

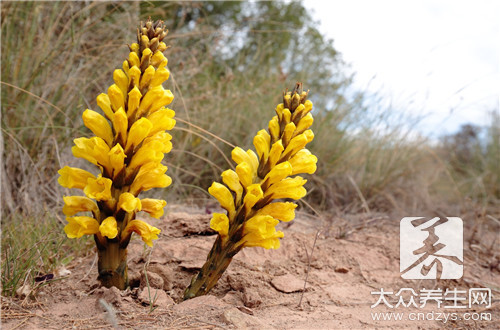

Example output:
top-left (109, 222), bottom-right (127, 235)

top-left (82, 109), bottom-right (114, 146)
top-left (264, 177), bottom-right (307, 200)
top-left (147, 108), bottom-right (176, 135)
top-left (118, 192), bottom-right (142, 213)
top-left (221, 170), bottom-right (243, 204)
top-left (96, 93), bottom-right (113, 120)
top-left (122, 220), bottom-right (161, 247)
top-left (107, 84), bottom-right (125, 112)
top-left (141, 198), bottom-right (167, 218)
top-left (62, 196), bottom-right (99, 216)
top-left (208, 182), bottom-right (236, 219)
top-left (243, 184), bottom-right (263, 212)
top-left (210, 213), bottom-right (229, 237)
top-left (125, 117), bottom-right (153, 153)
top-left (58, 166), bottom-right (96, 190)
top-left (108, 144), bottom-right (126, 178)
top-left (255, 202), bottom-right (297, 222)
top-left (64, 216), bottom-right (100, 239)
top-left (241, 215), bottom-right (284, 249)
top-left (99, 217), bottom-right (118, 239)
top-left (288, 149), bottom-right (317, 175)
top-left (84, 176), bottom-right (113, 201)
top-left (130, 163), bottom-right (171, 195)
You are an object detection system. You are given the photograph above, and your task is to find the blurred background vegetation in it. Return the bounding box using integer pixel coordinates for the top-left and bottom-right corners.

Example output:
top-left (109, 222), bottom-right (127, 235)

top-left (1, 1), bottom-right (498, 295)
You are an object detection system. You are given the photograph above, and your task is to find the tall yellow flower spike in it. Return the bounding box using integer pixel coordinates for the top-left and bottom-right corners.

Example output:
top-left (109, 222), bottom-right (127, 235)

top-left (57, 19), bottom-right (175, 289)
top-left (184, 83), bottom-right (317, 299)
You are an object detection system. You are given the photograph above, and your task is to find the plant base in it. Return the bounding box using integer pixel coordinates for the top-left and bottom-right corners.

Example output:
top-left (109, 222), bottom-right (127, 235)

top-left (97, 242), bottom-right (128, 289)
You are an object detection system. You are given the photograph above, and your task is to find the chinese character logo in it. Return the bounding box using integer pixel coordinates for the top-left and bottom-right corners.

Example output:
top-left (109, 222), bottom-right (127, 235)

top-left (400, 217), bottom-right (463, 279)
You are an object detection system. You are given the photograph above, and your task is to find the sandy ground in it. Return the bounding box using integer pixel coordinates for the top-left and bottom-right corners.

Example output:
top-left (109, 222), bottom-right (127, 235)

top-left (2, 205), bottom-right (499, 329)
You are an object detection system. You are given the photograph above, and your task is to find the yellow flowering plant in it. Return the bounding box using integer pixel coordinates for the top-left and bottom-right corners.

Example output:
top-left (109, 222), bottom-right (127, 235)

top-left (58, 19), bottom-right (175, 289)
top-left (184, 83), bottom-right (317, 299)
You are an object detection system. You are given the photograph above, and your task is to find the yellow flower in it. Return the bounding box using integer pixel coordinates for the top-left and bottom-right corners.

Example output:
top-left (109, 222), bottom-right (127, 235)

top-left (108, 144), bottom-right (126, 178)
top-left (254, 202), bottom-right (297, 222)
top-left (58, 166), bottom-right (96, 190)
top-left (221, 169), bottom-right (243, 204)
top-left (253, 130), bottom-right (270, 163)
top-left (97, 93), bottom-right (113, 120)
top-left (117, 192), bottom-right (142, 213)
top-left (127, 86), bottom-right (142, 120)
top-left (243, 184), bottom-right (263, 211)
top-left (267, 140), bottom-right (284, 169)
top-left (147, 108), bottom-right (176, 136)
top-left (264, 176), bottom-right (307, 200)
top-left (72, 137), bottom-right (110, 171)
top-left (62, 196), bottom-right (99, 216)
top-left (122, 220), bottom-right (161, 247)
top-left (288, 149), bottom-right (317, 175)
top-left (82, 109), bottom-right (113, 146)
top-left (83, 175), bottom-right (113, 201)
top-left (210, 213), bottom-right (229, 237)
top-left (112, 107), bottom-right (128, 144)
top-left (261, 161), bottom-right (292, 189)
top-left (129, 162), bottom-right (172, 195)
top-left (241, 215), bottom-right (284, 249)
top-left (231, 147), bottom-right (259, 173)
top-left (128, 140), bottom-right (165, 170)
top-left (125, 117), bottom-right (152, 153)
top-left (64, 216), bottom-right (100, 238)
top-left (107, 84), bottom-right (125, 112)
top-left (141, 198), bottom-right (167, 218)
top-left (235, 162), bottom-right (254, 188)
top-left (99, 216), bottom-right (118, 239)
top-left (208, 182), bottom-right (236, 219)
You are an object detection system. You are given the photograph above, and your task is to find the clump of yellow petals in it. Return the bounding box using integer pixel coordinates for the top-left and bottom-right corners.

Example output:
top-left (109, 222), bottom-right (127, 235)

top-left (57, 19), bottom-right (174, 289)
top-left (185, 83), bottom-right (317, 299)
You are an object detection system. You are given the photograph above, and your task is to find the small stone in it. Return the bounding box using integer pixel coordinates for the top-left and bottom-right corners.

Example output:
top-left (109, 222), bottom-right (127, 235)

top-left (173, 295), bottom-right (229, 313)
top-left (223, 307), bottom-right (274, 329)
top-left (271, 274), bottom-right (304, 293)
top-left (138, 288), bottom-right (174, 309)
top-left (140, 271), bottom-right (164, 289)
top-left (94, 286), bottom-right (122, 308)
top-left (243, 290), bottom-right (262, 308)
top-left (147, 264), bottom-right (174, 291)
top-left (334, 267), bottom-right (349, 273)
top-left (16, 283), bottom-right (32, 298)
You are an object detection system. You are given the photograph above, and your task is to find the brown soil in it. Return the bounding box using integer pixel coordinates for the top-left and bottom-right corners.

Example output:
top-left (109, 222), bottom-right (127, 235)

top-left (2, 206), bottom-right (499, 329)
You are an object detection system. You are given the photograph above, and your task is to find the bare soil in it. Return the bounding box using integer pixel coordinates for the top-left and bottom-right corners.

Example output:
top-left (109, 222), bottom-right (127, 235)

top-left (2, 205), bottom-right (499, 329)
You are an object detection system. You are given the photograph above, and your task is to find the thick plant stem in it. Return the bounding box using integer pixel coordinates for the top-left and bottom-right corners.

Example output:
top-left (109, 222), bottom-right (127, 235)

top-left (97, 241), bottom-right (128, 289)
top-left (183, 236), bottom-right (239, 300)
